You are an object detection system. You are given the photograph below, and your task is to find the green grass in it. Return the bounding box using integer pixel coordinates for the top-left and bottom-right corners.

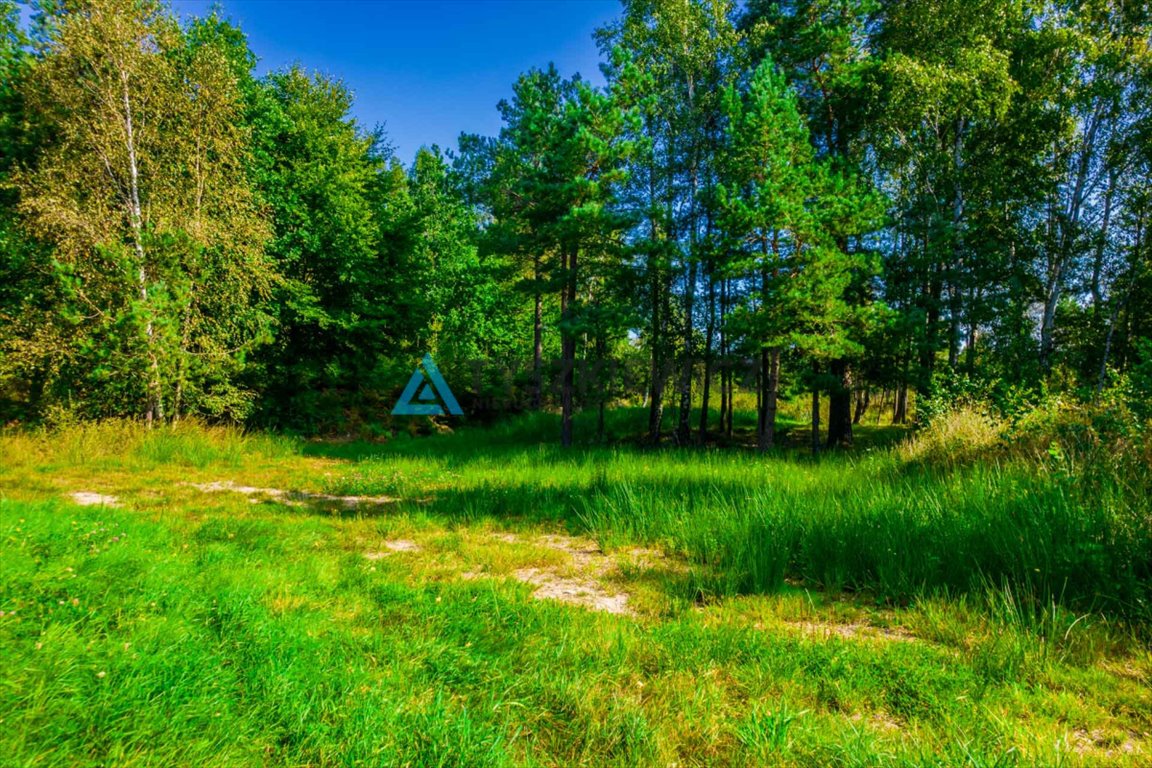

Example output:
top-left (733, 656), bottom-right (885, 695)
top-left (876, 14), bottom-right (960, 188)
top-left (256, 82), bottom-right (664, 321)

top-left (311, 409), bottom-right (1152, 615)
top-left (1, 412), bottom-right (1150, 766)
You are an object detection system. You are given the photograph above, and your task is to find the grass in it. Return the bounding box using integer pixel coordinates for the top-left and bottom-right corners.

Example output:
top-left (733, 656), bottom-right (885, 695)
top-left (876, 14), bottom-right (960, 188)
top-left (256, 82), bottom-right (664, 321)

top-left (1, 410), bottom-right (1150, 766)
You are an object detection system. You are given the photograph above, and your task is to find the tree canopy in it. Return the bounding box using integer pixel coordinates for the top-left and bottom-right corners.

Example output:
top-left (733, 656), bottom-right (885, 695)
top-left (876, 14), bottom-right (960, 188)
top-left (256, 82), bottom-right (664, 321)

top-left (1, 0), bottom-right (1149, 448)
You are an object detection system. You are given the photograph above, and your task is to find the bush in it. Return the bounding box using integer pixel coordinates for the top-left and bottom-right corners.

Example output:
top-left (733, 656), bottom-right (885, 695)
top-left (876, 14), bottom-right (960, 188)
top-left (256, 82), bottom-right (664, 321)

top-left (1126, 337), bottom-right (1152, 423)
top-left (898, 407), bottom-right (1004, 466)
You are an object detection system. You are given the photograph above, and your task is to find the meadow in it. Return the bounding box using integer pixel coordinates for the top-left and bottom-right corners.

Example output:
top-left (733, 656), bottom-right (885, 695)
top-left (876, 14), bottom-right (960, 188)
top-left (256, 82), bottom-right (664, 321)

top-left (1, 409), bottom-right (1150, 767)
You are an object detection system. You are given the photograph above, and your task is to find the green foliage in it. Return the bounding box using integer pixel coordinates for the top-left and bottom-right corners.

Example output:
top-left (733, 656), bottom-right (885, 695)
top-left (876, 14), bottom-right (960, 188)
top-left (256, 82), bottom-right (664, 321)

top-left (1127, 337), bottom-right (1152, 423)
top-left (243, 66), bottom-right (386, 430)
top-left (6, 0), bottom-right (274, 423)
top-left (1, 0), bottom-right (1151, 437)
top-left (381, 147), bottom-right (523, 363)
top-left (719, 57), bottom-right (882, 362)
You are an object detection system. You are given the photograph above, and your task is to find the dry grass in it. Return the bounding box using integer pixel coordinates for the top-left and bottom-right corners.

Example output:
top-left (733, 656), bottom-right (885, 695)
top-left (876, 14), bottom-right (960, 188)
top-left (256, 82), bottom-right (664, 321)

top-left (897, 407), bottom-right (1005, 465)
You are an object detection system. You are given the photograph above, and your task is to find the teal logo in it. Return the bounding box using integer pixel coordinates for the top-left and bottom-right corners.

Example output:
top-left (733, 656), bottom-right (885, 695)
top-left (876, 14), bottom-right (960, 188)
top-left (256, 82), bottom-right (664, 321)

top-left (392, 354), bottom-right (463, 416)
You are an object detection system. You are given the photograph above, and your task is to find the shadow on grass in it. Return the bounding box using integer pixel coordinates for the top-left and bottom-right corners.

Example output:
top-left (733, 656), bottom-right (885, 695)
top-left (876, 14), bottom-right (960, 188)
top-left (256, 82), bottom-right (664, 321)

top-left (300, 407), bottom-right (910, 464)
top-left (276, 408), bottom-right (1152, 619)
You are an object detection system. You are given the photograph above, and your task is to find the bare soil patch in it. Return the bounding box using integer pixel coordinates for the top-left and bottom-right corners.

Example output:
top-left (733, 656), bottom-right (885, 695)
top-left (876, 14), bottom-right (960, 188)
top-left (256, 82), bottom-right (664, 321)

top-left (364, 540), bottom-right (422, 559)
top-left (849, 711), bottom-right (903, 734)
top-left (487, 532), bottom-right (636, 615)
top-left (191, 481), bottom-right (397, 509)
top-left (512, 566), bottom-right (631, 615)
top-left (69, 492), bottom-right (120, 507)
top-left (1070, 728), bottom-right (1144, 759)
top-left (785, 619), bottom-right (917, 643)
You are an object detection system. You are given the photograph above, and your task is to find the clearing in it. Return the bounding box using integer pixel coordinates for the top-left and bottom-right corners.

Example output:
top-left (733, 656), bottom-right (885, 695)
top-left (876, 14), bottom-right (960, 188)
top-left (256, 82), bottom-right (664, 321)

top-left (1, 415), bottom-right (1149, 767)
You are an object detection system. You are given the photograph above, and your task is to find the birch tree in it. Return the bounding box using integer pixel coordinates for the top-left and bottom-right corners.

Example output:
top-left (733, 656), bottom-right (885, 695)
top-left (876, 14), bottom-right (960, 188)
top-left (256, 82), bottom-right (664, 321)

top-left (15, 0), bottom-right (272, 421)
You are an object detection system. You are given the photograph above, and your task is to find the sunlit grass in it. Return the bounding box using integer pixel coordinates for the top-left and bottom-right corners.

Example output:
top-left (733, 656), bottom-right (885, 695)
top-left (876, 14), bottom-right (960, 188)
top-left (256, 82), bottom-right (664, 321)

top-left (1, 411), bottom-right (1149, 766)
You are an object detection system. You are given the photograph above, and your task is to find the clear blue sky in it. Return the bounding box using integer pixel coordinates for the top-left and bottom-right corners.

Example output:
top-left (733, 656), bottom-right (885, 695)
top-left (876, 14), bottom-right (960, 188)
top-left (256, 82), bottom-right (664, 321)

top-left (167, 0), bottom-right (621, 164)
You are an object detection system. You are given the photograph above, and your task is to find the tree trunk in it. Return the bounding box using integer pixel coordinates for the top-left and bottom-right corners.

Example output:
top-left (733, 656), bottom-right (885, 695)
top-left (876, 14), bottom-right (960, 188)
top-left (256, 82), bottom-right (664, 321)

top-left (893, 384), bottom-right (908, 425)
top-left (532, 253), bottom-right (543, 409)
top-left (1098, 213), bottom-right (1143, 393)
top-left (698, 266), bottom-right (716, 443)
top-left (922, 260), bottom-right (943, 384)
top-left (718, 277), bottom-right (728, 438)
top-left (560, 245), bottom-right (577, 448)
top-left (1039, 269), bottom-right (1062, 374)
top-left (647, 268), bottom-right (665, 445)
top-left (826, 360), bottom-right (853, 448)
top-left (122, 72), bottom-right (162, 426)
top-left (758, 348), bottom-right (779, 451)
top-left (646, 149), bottom-right (666, 445)
top-left (726, 356), bottom-right (734, 438)
top-left (1042, 105), bottom-right (1104, 373)
top-left (1091, 168), bottom-right (1117, 314)
top-left (811, 381), bottom-right (821, 457)
top-left (853, 388), bottom-right (869, 425)
top-left (964, 290), bottom-right (978, 374)
top-left (675, 254), bottom-right (696, 445)
top-left (948, 117), bottom-right (966, 371)
top-left (948, 284), bottom-right (961, 369)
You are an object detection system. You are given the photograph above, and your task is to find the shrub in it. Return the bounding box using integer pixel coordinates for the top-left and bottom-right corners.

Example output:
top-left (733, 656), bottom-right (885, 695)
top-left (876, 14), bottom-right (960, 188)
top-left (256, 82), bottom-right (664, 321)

top-left (898, 407), bottom-right (1005, 467)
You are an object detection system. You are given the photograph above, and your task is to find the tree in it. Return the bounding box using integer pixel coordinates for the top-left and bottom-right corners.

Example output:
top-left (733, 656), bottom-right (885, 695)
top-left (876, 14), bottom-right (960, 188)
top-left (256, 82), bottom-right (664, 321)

top-left (598, 0), bottom-right (745, 445)
top-left (479, 66), bottom-right (577, 409)
top-left (1034, 0), bottom-right (1151, 375)
top-left (243, 67), bottom-right (389, 430)
top-left (719, 56), bottom-right (881, 451)
top-left (12, 0), bottom-right (273, 422)
top-left (482, 66), bottom-right (635, 445)
top-left (742, 0), bottom-right (881, 447)
top-left (383, 146), bottom-right (523, 365)
top-left (0, 0), bottom-right (45, 420)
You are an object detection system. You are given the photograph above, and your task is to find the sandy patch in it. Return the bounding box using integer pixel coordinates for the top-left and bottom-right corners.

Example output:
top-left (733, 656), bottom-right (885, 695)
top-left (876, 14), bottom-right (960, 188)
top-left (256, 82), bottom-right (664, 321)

top-left (191, 481), bottom-right (397, 508)
top-left (496, 532), bottom-right (634, 615)
top-left (1070, 728), bottom-right (1144, 758)
top-left (512, 566), bottom-right (631, 615)
top-left (70, 492), bottom-right (120, 507)
top-left (784, 620), bottom-right (917, 643)
top-left (849, 711), bottom-right (903, 733)
top-left (364, 540), bottom-right (421, 559)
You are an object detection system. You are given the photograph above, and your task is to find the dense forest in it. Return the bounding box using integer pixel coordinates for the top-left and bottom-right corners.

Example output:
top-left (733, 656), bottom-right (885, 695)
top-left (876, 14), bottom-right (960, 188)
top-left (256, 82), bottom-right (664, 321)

top-left (1, 0), bottom-right (1150, 448)
top-left (4, 3), bottom-right (1152, 762)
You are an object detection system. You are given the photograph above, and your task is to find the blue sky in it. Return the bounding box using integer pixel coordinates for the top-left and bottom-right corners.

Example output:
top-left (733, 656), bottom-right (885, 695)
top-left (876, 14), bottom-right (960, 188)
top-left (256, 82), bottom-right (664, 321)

top-left (166, 0), bottom-right (621, 164)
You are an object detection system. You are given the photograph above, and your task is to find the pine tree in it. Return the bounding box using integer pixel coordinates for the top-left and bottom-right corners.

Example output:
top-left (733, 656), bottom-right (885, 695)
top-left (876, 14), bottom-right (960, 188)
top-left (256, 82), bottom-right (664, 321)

top-left (719, 57), bottom-right (881, 451)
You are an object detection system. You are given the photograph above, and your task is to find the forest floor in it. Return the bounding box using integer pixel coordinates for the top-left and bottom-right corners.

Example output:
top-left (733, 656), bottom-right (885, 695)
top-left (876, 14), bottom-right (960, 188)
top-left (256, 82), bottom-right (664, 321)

top-left (1, 412), bottom-right (1150, 767)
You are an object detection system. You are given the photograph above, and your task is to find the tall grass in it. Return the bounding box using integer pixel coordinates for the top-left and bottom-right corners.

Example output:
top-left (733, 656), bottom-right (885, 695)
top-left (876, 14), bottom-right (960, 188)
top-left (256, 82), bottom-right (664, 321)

top-left (4, 408), bottom-right (1149, 618)
top-left (0, 418), bottom-right (298, 470)
top-left (313, 408), bottom-right (1152, 618)
top-left (2, 410), bottom-right (1150, 765)
top-left (576, 456), bottom-right (1150, 614)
